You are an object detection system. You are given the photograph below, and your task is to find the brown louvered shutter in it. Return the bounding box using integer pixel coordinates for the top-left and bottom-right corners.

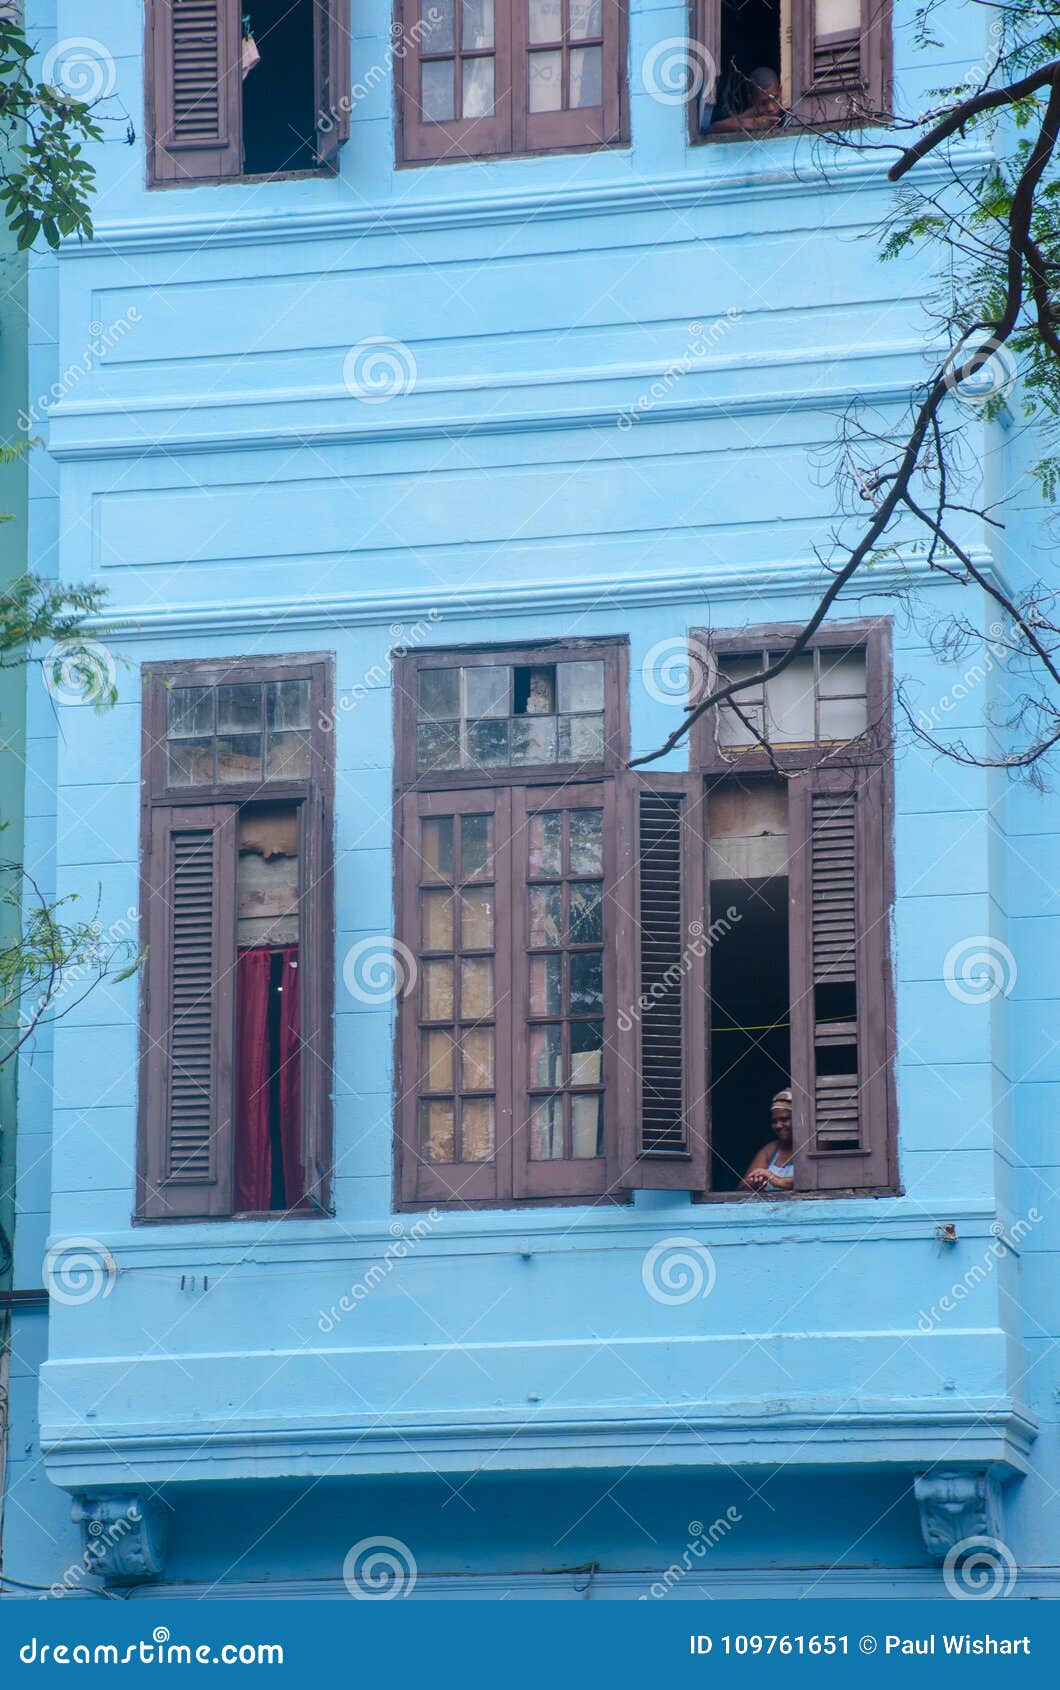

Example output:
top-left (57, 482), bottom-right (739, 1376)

top-left (617, 775), bottom-right (707, 1191)
top-left (788, 0), bottom-right (890, 126)
top-left (314, 0), bottom-right (351, 163)
top-left (788, 765), bottom-right (893, 1192)
top-left (140, 805), bottom-right (237, 1217)
top-left (147, 0), bottom-right (242, 185)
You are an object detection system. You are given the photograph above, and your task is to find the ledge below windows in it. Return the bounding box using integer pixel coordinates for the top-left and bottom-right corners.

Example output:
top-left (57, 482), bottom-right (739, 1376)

top-left (42, 1396), bottom-right (1035, 1491)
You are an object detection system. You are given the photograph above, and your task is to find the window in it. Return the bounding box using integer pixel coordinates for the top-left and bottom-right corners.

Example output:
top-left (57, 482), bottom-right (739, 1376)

top-left (137, 656), bottom-right (333, 1219)
top-left (396, 0), bottom-right (627, 164)
top-left (395, 626), bottom-right (895, 1208)
top-left (395, 640), bottom-right (630, 1205)
top-left (689, 621), bottom-right (895, 1196)
top-left (146, 0), bottom-right (351, 185)
top-left (692, 0), bottom-right (890, 140)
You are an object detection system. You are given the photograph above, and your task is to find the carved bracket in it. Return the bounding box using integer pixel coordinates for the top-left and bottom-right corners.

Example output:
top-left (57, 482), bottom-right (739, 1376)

top-left (71, 1495), bottom-right (168, 1584)
top-left (914, 1471), bottom-right (1002, 1560)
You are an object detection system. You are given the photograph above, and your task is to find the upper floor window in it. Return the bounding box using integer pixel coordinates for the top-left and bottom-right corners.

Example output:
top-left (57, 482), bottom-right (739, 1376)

top-left (145, 0), bottom-right (351, 185)
top-left (396, 0), bottom-right (627, 163)
top-left (137, 655), bottom-right (334, 1220)
top-left (692, 0), bottom-right (890, 141)
top-left (395, 625), bottom-right (895, 1209)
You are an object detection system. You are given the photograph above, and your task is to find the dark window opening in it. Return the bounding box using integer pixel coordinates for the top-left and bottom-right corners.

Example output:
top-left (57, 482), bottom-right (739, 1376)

top-left (235, 804), bottom-right (304, 1212)
top-left (241, 0), bottom-right (317, 175)
top-left (704, 0), bottom-right (782, 135)
top-left (707, 779), bottom-right (790, 1192)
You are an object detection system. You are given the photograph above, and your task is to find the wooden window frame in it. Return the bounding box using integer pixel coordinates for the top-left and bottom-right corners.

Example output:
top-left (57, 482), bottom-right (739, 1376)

top-left (145, 0), bottom-right (351, 188)
top-left (689, 618), bottom-right (897, 1200)
top-left (136, 652), bottom-right (335, 1222)
top-left (689, 0), bottom-right (891, 147)
top-left (395, 0), bottom-right (629, 167)
top-left (394, 637), bottom-right (629, 1210)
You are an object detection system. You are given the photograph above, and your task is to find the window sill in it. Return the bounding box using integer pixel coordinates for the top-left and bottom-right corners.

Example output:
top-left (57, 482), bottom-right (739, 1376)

top-left (147, 165), bottom-right (336, 192)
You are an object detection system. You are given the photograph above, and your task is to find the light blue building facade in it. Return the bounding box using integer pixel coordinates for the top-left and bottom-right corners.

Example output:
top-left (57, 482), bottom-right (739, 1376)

top-left (1, 0), bottom-right (1058, 1599)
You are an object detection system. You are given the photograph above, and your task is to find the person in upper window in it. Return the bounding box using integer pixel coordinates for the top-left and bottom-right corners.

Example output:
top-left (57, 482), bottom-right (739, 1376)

top-left (741, 1088), bottom-right (794, 1192)
top-left (706, 67), bottom-right (784, 137)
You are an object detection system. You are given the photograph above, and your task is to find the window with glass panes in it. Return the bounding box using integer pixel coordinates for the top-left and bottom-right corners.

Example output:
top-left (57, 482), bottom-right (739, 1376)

top-left (395, 641), bottom-right (627, 1206)
top-left (396, 0), bottom-right (626, 162)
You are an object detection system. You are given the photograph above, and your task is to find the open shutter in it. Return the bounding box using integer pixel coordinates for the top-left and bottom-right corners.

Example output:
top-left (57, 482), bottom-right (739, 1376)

top-left (147, 0), bottom-right (243, 184)
top-left (314, 0), bottom-right (351, 164)
top-left (140, 805), bottom-right (237, 1217)
top-left (788, 764), bottom-right (893, 1192)
top-left (617, 775), bottom-right (707, 1191)
top-left (692, 0), bottom-right (722, 134)
top-left (788, 0), bottom-right (890, 126)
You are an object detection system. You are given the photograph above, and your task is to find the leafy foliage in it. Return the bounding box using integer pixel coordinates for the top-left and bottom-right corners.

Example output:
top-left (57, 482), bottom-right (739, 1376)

top-left (0, 16), bottom-right (102, 249)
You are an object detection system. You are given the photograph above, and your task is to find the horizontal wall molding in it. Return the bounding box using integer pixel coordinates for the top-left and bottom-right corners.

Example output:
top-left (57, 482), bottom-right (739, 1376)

top-left (45, 374), bottom-right (933, 464)
top-left (42, 1398), bottom-right (1036, 1489)
top-left (93, 548), bottom-right (1003, 641)
top-left (63, 148), bottom-right (995, 261)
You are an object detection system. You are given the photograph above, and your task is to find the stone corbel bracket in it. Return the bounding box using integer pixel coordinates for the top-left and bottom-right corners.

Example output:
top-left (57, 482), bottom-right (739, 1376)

top-left (71, 1494), bottom-right (168, 1584)
top-left (914, 1471), bottom-right (1003, 1560)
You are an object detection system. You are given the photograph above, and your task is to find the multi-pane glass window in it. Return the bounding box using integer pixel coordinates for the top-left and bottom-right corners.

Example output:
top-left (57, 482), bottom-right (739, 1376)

top-left (527, 0), bottom-right (604, 114)
top-left (712, 647), bottom-right (868, 749)
top-left (165, 678), bottom-right (312, 787)
top-left (416, 657), bottom-right (606, 772)
top-left (526, 803), bottom-right (605, 1162)
top-left (397, 0), bottom-right (625, 162)
top-left (417, 808), bottom-right (499, 1167)
top-left (419, 0), bottom-right (498, 123)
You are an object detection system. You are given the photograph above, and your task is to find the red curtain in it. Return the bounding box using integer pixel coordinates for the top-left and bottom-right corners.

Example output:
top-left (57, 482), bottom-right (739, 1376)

top-left (235, 947), bottom-right (272, 1212)
top-left (278, 944), bottom-right (304, 1207)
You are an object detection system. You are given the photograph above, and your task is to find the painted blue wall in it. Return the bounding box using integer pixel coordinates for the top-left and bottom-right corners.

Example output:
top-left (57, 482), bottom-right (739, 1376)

top-left (3, 0), bottom-right (1057, 1596)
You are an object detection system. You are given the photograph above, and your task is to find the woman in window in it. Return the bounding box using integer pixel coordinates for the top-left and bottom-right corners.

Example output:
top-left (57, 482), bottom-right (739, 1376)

top-left (740, 1089), bottom-right (794, 1192)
